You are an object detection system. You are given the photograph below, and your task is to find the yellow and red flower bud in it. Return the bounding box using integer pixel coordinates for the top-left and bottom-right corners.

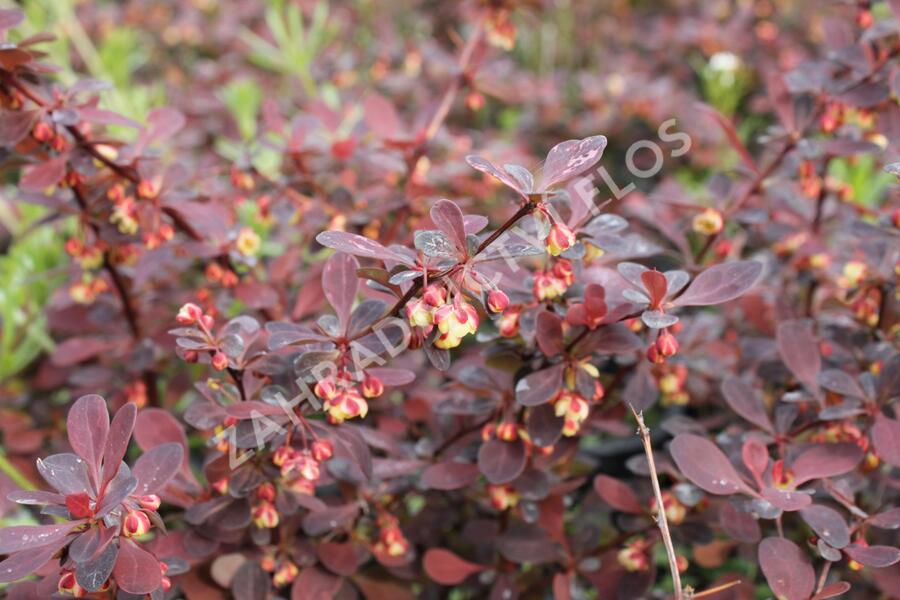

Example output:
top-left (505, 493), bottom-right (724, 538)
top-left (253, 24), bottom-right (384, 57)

top-left (617, 538), bottom-right (650, 572)
top-left (285, 476), bottom-right (316, 496)
top-left (362, 373), bottom-right (384, 398)
top-left (553, 390), bottom-right (590, 437)
top-left (481, 423), bottom-right (496, 441)
top-left (32, 121), bottom-right (54, 142)
top-left (257, 482), bottom-right (277, 502)
top-left (422, 284), bottom-right (448, 307)
top-left (496, 422), bottom-right (519, 442)
top-left (58, 570), bottom-right (88, 598)
top-left (324, 389), bottom-right (368, 423)
top-left (252, 501), bottom-right (279, 528)
top-left (434, 301), bottom-right (479, 339)
top-left (406, 298), bottom-right (434, 328)
top-left (772, 459), bottom-right (795, 489)
top-left (546, 222), bottom-right (576, 256)
top-left (273, 561), bottom-right (299, 587)
top-left (488, 484), bottom-right (520, 511)
top-left (314, 378), bottom-right (339, 401)
top-left (498, 305), bottom-right (522, 337)
top-left (376, 525), bottom-right (410, 557)
top-left (487, 289), bottom-right (510, 313)
top-left (122, 509), bottom-right (152, 537)
top-left (650, 491), bottom-right (686, 525)
top-left (311, 439), bottom-right (334, 461)
top-left (692, 208), bottom-right (724, 235)
top-left (272, 446), bottom-right (296, 467)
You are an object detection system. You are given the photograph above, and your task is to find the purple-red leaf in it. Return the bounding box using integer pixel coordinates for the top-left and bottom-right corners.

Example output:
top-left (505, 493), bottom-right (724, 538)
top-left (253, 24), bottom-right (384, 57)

top-left (291, 567), bottom-right (341, 600)
top-left (0, 521), bottom-right (81, 554)
top-left (431, 199), bottom-right (467, 254)
top-left (515, 364), bottom-right (563, 407)
top-left (133, 408), bottom-right (191, 475)
top-left (112, 539), bottom-right (162, 594)
top-left (539, 135), bottom-right (607, 191)
top-left (777, 320), bottom-right (821, 395)
top-left (322, 252), bottom-right (359, 330)
top-left (593, 475), bottom-right (643, 513)
top-left (478, 439), bottom-right (527, 484)
top-left (872, 413), bottom-right (900, 467)
top-left (535, 311), bottom-right (564, 357)
top-left (131, 442), bottom-right (183, 496)
top-left (791, 443), bottom-right (863, 486)
top-left (800, 505), bottom-right (850, 548)
top-left (423, 548), bottom-right (484, 585)
top-left (101, 403), bottom-right (136, 486)
top-left (759, 537), bottom-right (815, 600)
top-left (640, 270), bottom-right (668, 307)
top-left (672, 260), bottom-right (763, 307)
top-left (20, 154), bottom-right (67, 191)
top-left (843, 544), bottom-right (900, 568)
top-left (722, 377), bottom-right (773, 433)
top-left (0, 544), bottom-right (60, 584)
top-left (669, 434), bottom-right (753, 496)
top-left (67, 394), bottom-right (109, 486)
top-left (316, 230), bottom-right (410, 263)
top-left (420, 462), bottom-right (479, 491)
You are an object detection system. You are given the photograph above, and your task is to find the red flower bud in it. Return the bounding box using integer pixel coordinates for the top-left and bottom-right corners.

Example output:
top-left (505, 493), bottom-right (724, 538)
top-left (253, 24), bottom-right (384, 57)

top-left (487, 289), bottom-right (510, 313)
top-left (122, 509), bottom-right (152, 537)
top-left (311, 439), bottom-right (334, 461)
top-left (496, 422), bottom-right (518, 442)
top-left (257, 482), bottom-right (277, 502)
top-left (176, 302), bottom-right (203, 324)
top-left (656, 330), bottom-right (679, 358)
top-left (212, 351), bottom-right (229, 371)
top-left (137, 494), bottom-right (161, 511)
top-left (361, 372), bottom-right (384, 398)
top-left (58, 570), bottom-right (88, 598)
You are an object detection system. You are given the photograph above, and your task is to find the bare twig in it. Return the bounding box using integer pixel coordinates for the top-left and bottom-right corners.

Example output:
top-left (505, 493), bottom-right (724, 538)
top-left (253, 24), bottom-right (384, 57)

top-left (629, 404), bottom-right (682, 600)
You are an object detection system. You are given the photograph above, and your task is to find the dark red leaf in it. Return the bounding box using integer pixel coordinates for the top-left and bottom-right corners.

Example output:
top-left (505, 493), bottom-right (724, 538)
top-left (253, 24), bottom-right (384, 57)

top-left (65, 492), bottom-right (93, 519)
top-left (292, 566), bottom-right (342, 600)
top-left (535, 311), bottom-right (564, 357)
top-left (420, 462), bottom-right (479, 490)
top-left (791, 443), bottom-right (863, 486)
top-left (722, 376), bottom-right (773, 433)
top-left (67, 394), bottom-right (109, 486)
top-left (0, 544), bottom-right (59, 584)
top-left (672, 260), bottom-right (763, 307)
top-left (777, 320), bottom-right (821, 395)
top-left (0, 109), bottom-right (37, 145)
top-left (131, 442), bottom-right (183, 496)
top-left (318, 541), bottom-right (360, 576)
top-left (669, 434), bottom-right (753, 496)
top-left (0, 521), bottom-right (81, 554)
top-left (812, 582), bottom-right (851, 600)
top-left (133, 408), bottom-right (190, 474)
top-left (515, 364), bottom-right (563, 407)
top-left (478, 439), bottom-right (527, 484)
top-left (316, 230), bottom-right (410, 263)
top-left (843, 544), bottom-right (900, 568)
top-left (539, 135), bottom-right (607, 191)
top-left (232, 561), bottom-right (271, 600)
top-left (322, 252), bottom-right (359, 331)
top-left (872, 413), bottom-right (900, 467)
top-left (362, 93), bottom-right (403, 139)
top-left (102, 403), bottom-right (136, 486)
top-left (423, 548), bottom-right (483, 585)
top-left (800, 505), bottom-right (850, 548)
top-left (741, 438), bottom-right (769, 488)
top-left (593, 475), bottom-right (643, 513)
top-left (20, 154), bottom-right (67, 191)
top-left (430, 199), bottom-right (467, 254)
top-left (719, 502), bottom-right (761, 542)
top-left (758, 537), bottom-right (814, 600)
top-left (640, 270), bottom-right (668, 307)
top-left (113, 539), bottom-right (162, 594)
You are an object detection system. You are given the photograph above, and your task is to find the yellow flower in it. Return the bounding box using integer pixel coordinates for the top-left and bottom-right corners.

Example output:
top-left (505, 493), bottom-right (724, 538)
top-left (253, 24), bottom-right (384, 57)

top-left (236, 227), bottom-right (261, 256)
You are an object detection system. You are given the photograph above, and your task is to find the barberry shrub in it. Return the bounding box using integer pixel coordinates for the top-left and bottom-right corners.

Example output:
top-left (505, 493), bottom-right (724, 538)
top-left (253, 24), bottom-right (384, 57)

top-left (0, 2), bottom-right (898, 600)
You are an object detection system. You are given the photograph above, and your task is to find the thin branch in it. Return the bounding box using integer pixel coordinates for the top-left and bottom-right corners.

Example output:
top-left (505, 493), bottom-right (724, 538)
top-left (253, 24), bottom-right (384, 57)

top-left (629, 404), bottom-right (682, 600)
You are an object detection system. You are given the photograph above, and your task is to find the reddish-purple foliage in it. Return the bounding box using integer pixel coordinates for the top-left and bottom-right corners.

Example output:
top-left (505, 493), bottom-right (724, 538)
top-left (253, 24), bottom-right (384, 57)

top-left (0, 2), bottom-right (898, 599)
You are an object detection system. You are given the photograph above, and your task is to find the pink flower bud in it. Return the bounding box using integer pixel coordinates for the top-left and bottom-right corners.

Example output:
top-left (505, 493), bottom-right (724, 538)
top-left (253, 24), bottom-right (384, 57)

top-left (137, 494), bottom-right (161, 511)
top-left (212, 351), bottom-right (229, 371)
top-left (487, 289), bottom-right (510, 313)
top-left (361, 373), bottom-right (384, 398)
top-left (176, 302), bottom-right (203, 324)
top-left (122, 509), bottom-right (152, 537)
top-left (656, 330), bottom-right (679, 358)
